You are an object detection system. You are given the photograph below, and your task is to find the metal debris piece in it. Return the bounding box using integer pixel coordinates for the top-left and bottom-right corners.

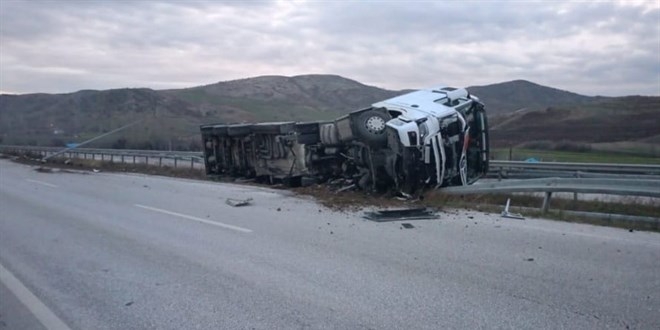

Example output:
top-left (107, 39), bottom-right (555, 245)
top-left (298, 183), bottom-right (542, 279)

top-left (336, 184), bottom-right (356, 193)
top-left (501, 198), bottom-right (524, 220)
top-left (363, 207), bottom-right (438, 222)
top-left (226, 197), bottom-right (253, 207)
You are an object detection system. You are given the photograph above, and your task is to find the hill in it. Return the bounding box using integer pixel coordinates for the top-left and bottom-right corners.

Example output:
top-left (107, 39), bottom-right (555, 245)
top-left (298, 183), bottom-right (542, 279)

top-left (0, 75), bottom-right (657, 151)
top-left (466, 80), bottom-right (594, 115)
top-left (488, 96), bottom-right (660, 151)
top-left (163, 74), bottom-right (401, 122)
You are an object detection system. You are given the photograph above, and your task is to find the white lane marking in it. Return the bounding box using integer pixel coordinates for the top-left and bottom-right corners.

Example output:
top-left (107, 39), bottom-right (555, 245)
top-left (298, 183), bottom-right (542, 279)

top-left (0, 262), bottom-right (72, 330)
top-left (26, 179), bottom-right (58, 188)
top-left (135, 204), bottom-right (253, 233)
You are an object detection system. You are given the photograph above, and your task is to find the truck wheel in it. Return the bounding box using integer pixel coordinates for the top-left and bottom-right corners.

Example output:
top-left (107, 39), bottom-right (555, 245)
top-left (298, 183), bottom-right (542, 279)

top-left (355, 109), bottom-right (389, 146)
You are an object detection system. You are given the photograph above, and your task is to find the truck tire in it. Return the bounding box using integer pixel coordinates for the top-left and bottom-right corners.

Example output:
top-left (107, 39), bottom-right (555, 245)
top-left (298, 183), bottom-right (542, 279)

top-left (354, 109), bottom-right (390, 146)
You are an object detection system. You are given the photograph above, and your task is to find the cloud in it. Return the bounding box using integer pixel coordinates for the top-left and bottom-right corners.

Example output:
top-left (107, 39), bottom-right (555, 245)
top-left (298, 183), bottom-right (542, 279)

top-left (0, 0), bottom-right (658, 96)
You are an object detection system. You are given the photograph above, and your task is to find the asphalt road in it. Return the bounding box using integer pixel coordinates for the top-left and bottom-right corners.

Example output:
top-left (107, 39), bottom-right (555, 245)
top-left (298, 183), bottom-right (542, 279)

top-left (1, 159), bottom-right (659, 329)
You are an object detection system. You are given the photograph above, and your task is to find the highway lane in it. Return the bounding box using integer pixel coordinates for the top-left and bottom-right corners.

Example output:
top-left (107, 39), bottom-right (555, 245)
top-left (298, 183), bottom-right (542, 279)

top-left (0, 159), bottom-right (659, 329)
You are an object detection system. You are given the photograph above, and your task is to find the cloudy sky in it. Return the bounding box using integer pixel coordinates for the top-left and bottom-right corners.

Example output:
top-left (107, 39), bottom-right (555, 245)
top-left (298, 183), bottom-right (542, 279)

top-left (0, 0), bottom-right (658, 96)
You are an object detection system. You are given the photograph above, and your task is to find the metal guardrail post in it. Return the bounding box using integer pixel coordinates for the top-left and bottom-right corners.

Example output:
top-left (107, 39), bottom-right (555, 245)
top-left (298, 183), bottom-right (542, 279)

top-left (542, 192), bottom-right (552, 214)
top-left (574, 171), bottom-right (580, 201)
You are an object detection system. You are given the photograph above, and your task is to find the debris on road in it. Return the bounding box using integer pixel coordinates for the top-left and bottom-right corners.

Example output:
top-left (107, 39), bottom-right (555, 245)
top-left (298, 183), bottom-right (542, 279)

top-left (501, 198), bottom-right (524, 220)
top-left (363, 207), bottom-right (438, 222)
top-left (226, 197), bottom-right (253, 207)
top-left (336, 184), bottom-right (356, 193)
top-left (401, 223), bottom-right (415, 229)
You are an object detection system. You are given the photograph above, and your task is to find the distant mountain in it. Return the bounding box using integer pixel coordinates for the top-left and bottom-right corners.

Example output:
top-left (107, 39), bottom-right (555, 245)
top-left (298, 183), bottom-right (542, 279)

top-left (467, 80), bottom-right (595, 115)
top-left (0, 75), bottom-right (657, 151)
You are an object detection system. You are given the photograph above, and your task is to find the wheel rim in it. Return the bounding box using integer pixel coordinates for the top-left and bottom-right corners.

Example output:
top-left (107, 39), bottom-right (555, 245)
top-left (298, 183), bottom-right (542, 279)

top-left (365, 116), bottom-right (386, 134)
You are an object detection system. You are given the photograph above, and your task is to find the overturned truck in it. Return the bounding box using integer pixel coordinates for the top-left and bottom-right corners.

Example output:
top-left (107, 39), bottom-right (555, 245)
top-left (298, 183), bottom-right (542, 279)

top-left (200, 86), bottom-right (489, 195)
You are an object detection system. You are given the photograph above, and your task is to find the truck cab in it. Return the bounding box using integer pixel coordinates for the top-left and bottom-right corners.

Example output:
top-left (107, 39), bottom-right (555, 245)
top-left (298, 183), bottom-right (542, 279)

top-left (372, 87), bottom-right (489, 193)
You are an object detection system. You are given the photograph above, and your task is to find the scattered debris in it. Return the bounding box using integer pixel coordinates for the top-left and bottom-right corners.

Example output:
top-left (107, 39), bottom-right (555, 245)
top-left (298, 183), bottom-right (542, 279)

top-left (401, 223), bottom-right (415, 229)
top-left (363, 207), bottom-right (438, 222)
top-left (526, 258), bottom-right (535, 262)
top-left (35, 167), bottom-right (53, 173)
top-left (125, 301), bottom-right (134, 306)
top-left (276, 207), bottom-right (281, 211)
top-left (501, 198), bottom-right (524, 220)
top-left (92, 169), bottom-right (100, 173)
top-left (225, 197), bottom-right (253, 207)
top-left (336, 184), bottom-right (356, 193)
top-left (393, 191), bottom-right (415, 201)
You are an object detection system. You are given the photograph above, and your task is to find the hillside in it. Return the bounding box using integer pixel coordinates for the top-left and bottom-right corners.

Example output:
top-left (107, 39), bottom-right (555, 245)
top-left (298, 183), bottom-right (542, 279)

top-left (0, 88), bottom-right (204, 149)
top-left (467, 80), bottom-right (595, 115)
top-left (164, 74), bottom-right (401, 122)
top-left (0, 75), bottom-right (657, 151)
top-left (488, 96), bottom-right (660, 149)
top-left (0, 75), bottom-right (402, 149)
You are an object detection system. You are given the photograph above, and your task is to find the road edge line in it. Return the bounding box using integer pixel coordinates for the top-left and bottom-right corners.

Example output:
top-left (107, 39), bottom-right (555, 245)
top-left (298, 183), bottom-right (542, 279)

top-left (0, 262), bottom-right (72, 330)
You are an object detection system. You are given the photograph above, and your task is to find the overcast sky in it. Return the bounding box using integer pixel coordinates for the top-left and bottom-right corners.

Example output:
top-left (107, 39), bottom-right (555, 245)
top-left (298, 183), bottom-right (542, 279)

top-left (0, 0), bottom-right (658, 96)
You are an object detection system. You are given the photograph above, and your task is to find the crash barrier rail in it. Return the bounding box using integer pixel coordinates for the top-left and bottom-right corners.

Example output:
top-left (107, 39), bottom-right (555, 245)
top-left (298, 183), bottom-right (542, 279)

top-left (3, 145), bottom-right (660, 179)
top-left (489, 160), bottom-right (660, 179)
top-left (442, 177), bottom-right (660, 214)
top-left (0, 145), bottom-right (204, 170)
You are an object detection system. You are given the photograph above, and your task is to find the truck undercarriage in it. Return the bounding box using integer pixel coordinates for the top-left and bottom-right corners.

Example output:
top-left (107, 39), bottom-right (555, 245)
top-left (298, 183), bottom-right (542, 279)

top-left (200, 86), bottom-right (489, 195)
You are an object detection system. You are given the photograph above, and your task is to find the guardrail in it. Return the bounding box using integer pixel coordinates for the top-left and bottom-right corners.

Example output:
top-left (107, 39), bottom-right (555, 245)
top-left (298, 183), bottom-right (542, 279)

top-left (3, 145), bottom-right (658, 222)
top-left (489, 160), bottom-right (660, 178)
top-left (0, 145), bottom-right (204, 170)
top-left (442, 177), bottom-right (660, 214)
top-left (3, 144), bottom-right (660, 182)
